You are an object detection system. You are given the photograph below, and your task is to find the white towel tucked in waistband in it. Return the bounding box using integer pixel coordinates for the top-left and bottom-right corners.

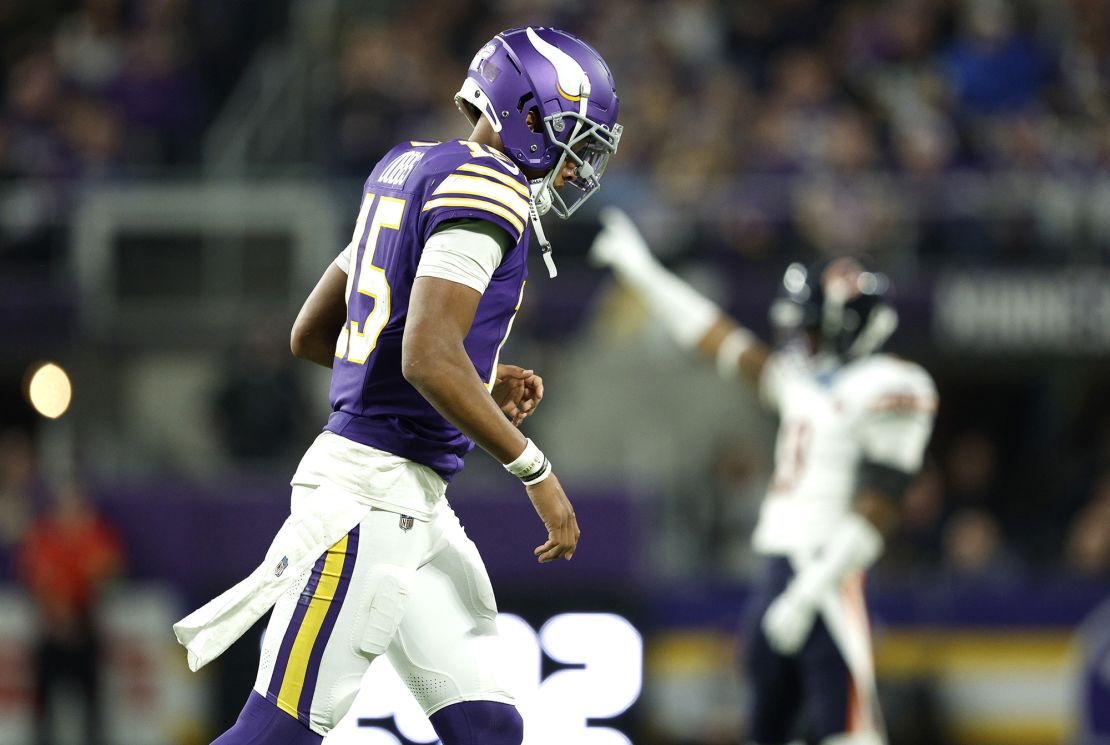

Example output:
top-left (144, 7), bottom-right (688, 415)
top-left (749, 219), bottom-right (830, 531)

top-left (173, 484), bottom-right (371, 672)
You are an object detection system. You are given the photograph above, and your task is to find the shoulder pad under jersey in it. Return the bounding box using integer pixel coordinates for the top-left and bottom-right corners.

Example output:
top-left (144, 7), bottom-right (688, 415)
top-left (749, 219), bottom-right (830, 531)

top-left (412, 140), bottom-right (531, 246)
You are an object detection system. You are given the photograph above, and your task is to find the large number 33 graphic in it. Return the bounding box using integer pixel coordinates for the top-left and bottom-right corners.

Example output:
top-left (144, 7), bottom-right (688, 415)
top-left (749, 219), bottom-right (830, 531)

top-left (336, 193), bottom-right (407, 364)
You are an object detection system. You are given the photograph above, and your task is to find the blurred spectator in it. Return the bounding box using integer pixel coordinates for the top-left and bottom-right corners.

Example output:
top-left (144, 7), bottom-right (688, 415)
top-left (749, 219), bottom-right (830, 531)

top-left (787, 100), bottom-right (910, 261)
top-left (331, 21), bottom-right (409, 175)
top-left (57, 95), bottom-right (122, 176)
top-left (701, 438), bottom-right (766, 578)
top-left (212, 329), bottom-right (307, 463)
top-left (944, 430), bottom-right (1003, 514)
top-left (0, 428), bottom-right (36, 579)
top-left (1064, 475), bottom-right (1110, 578)
top-left (108, 0), bottom-right (205, 165)
top-left (17, 480), bottom-right (124, 745)
top-left (891, 117), bottom-right (957, 176)
top-left (1061, 0), bottom-right (1110, 118)
top-left (881, 459), bottom-right (947, 577)
top-left (2, 0), bottom-right (1110, 270)
top-left (53, 0), bottom-right (125, 92)
top-left (330, 14), bottom-right (457, 175)
top-left (3, 0), bottom-right (211, 180)
top-left (937, 0), bottom-right (1055, 115)
top-left (940, 507), bottom-right (1023, 587)
top-left (3, 50), bottom-right (70, 178)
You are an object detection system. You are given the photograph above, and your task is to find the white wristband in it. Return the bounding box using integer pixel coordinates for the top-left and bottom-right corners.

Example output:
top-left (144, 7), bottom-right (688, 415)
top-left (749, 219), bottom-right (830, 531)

top-left (504, 439), bottom-right (553, 486)
top-left (716, 327), bottom-right (756, 380)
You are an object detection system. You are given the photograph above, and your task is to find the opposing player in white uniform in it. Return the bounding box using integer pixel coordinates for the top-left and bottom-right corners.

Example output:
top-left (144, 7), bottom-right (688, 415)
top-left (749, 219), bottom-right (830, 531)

top-left (591, 209), bottom-right (937, 745)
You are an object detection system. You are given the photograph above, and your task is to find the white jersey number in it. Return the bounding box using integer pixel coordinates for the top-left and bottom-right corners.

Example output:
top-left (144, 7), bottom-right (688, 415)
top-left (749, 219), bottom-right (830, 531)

top-left (336, 194), bottom-right (406, 364)
top-left (769, 418), bottom-right (811, 494)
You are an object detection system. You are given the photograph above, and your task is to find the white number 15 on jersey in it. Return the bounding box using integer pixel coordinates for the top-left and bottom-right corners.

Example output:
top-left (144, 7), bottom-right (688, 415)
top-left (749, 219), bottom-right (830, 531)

top-left (336, 193), bottom-right (406, 365)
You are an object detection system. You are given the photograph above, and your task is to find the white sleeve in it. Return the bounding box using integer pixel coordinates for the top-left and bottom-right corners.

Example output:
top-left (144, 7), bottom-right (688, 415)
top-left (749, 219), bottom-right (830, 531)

top-left (856, 371), bottom-right (938, 473)
top-left (759, 350), bottom-right (804, 412)
top-left (414, 219), bottom-right (510, 295)
top-left (334, 242), bottom-right (354, 273)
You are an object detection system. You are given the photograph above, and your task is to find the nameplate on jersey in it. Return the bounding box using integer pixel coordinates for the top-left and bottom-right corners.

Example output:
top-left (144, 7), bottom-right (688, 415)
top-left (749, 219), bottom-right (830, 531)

top-left (379, 151), bottom-right (424, 187)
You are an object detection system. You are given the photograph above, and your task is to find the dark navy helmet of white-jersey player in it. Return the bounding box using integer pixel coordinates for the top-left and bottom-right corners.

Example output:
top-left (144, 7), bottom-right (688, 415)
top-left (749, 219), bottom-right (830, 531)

top-left (769, 257), bottom-right (899, 360)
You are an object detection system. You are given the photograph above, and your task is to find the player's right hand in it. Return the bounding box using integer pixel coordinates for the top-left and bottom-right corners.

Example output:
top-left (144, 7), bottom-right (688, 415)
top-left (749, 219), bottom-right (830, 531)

top-left (492, 364), bottom-right (544, 426)
top-left (589, 206), bottom-right (656, 272)
top-left (526, 472), bottom-right (580, 563)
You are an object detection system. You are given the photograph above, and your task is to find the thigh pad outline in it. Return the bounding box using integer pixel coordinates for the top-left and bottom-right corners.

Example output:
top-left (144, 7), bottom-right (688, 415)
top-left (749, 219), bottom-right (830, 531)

top-left (358, 564), bottom-right (415, 657)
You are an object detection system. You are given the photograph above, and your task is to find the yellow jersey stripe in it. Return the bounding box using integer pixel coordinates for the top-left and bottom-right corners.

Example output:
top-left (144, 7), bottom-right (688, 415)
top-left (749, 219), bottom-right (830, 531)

top-left (422, 197), bottom-right (525, 238)
top-left (275, 534), bottom-right (349, 718)
top-left (457, 140), bottom-right (521, 171)
top-left (409, 140), bottom-right (440, 146)
top-left (433, 175), bottom-right (530, 220)
top-left (456, 163), bottom-right (530, 197)
top-left (486, 281), bottom-right (527, 390)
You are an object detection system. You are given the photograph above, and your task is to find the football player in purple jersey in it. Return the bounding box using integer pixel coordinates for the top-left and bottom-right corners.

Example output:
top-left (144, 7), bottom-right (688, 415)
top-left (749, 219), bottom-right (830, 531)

top-left (173, 27), bottom-right (621, 745)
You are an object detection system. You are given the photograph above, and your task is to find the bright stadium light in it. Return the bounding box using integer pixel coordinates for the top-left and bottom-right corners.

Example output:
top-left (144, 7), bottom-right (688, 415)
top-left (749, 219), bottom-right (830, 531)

top-left (25, 362), bottom-right (73, 419)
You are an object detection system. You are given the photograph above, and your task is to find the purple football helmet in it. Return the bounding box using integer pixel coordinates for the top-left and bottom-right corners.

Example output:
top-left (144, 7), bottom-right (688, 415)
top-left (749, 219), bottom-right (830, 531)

top-left (456, 27), bottom-right (622, 220)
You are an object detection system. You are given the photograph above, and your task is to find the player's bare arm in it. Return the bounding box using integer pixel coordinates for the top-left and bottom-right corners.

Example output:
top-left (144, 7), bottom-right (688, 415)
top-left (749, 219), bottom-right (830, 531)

top-left (590, 206), bottom-right (771, 386)
top-left (402, 277), bottom-right (527, 463)
top-left (696, 317), bottom-right (772, 388)
top-left (403, 277), bottom-right (578, 562)
top-left (290, 262), bottom-right (349, 368)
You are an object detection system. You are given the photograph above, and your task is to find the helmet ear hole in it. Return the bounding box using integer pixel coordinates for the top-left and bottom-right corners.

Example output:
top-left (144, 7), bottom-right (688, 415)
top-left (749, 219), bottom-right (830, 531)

top-left (517, 92), bottom-right (534, 113)
top-left (525, 106), bottom-right (542, 133)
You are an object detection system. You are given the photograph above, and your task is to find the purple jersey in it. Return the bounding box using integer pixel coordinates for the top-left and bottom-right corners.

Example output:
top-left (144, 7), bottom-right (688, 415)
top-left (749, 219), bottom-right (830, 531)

top-left (325, 140), bottom-right (531, 481)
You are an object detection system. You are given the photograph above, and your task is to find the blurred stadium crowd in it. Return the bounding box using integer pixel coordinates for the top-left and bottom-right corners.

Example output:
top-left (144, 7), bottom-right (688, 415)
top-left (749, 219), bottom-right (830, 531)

top-left (3, 0), bottom-right (1110, 262)
top-left (1, 0), bottom-right (1109, 583)
top-left (0, 0), bottom-right (286, 277)
top-left (1, 1), bottom-right (1109, 742)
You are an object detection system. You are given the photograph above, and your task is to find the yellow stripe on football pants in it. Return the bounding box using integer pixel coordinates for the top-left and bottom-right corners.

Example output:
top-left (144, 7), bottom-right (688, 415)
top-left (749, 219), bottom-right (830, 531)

top-left (275, 534), bottom-right (350, 718)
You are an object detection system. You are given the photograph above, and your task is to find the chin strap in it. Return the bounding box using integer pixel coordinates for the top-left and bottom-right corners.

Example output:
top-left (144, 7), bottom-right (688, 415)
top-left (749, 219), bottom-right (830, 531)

top-left (530, 179), bottom-right (552, 216)
top-left (524, 60), bottom-right (597, 280)
top-left (529, 197), bottom-right (558, 278)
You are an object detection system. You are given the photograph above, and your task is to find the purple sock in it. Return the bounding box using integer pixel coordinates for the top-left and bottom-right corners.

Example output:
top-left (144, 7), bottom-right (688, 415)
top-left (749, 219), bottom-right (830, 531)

top-left (211, 691), bottom-right (323, 745)
top-left (430, 700), bottom-right (523, 745)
